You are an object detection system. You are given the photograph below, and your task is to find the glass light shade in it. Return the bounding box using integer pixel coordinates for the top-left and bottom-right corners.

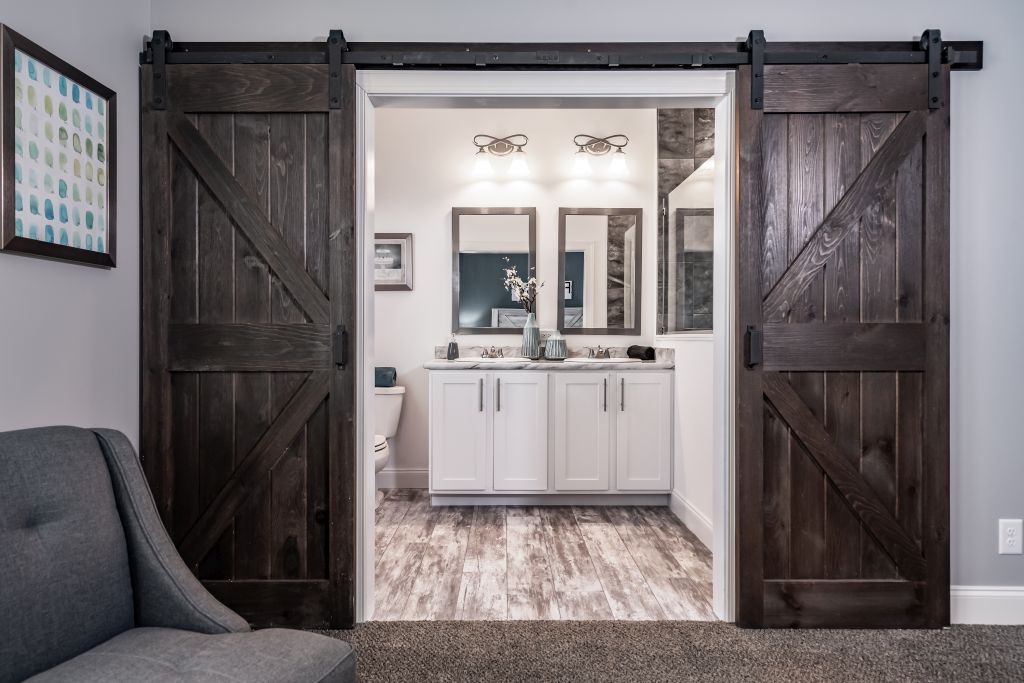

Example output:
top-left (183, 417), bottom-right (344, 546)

top-left (473, 150), bottom-right (493, 177)
top-left (572, 150), bottom-right (592, 177)
top-left (608, 149), bottom-right (628, 176)
top-left (508, 148), bottom-right (530, 177)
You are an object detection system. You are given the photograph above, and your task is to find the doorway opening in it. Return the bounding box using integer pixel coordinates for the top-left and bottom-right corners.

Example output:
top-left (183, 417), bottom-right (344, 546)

top-left (354, 70), bottom-right (736, 622)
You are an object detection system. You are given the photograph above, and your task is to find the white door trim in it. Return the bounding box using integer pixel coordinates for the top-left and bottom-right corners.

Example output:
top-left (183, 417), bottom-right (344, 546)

top-left (355, 69), bottom-right (736, 623)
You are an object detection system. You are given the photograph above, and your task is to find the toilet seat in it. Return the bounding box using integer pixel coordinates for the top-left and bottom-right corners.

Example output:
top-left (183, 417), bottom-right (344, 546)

top-left (374, 434), bottom-right (388, 452)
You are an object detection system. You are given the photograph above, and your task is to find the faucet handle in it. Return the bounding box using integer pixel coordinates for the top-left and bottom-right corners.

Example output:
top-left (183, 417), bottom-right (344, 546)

top-left (498, 348), bottom-right (504, 358)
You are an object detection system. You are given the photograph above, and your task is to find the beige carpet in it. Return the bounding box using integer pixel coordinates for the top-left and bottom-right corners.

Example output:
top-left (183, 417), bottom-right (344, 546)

top-left (320, 621), bottom-right (1024, 682)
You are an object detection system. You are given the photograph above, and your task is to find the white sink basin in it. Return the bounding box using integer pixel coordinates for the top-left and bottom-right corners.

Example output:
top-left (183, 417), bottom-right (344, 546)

top-left (563, 357), bottom-right (641, 364)
top-left (452, 356), bottom-right (531, 363)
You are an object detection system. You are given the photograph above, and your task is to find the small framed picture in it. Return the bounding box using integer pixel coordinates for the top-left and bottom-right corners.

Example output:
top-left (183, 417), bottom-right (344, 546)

top-left (564, 280), bottom-right (573, 300)
top-left (1, 25), bottom-right (117, 267)
top-left (374, 233), bottom-right (413, 291)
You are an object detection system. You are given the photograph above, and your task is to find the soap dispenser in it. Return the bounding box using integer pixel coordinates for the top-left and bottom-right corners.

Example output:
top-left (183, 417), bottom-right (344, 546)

top-left (446, 334), bottom-right (460, 361)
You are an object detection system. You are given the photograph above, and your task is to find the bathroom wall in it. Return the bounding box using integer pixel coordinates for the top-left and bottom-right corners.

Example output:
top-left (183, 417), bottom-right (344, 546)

top-left (658, 161), bottom-right (717, 546)
top-left (373, 108), bottom-right (657, 483)
top-left (0, 1), bottom-right (149, 444)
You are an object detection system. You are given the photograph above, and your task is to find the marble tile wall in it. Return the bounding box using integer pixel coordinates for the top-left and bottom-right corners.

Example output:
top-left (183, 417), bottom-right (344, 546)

top-left (656, 108), bottom-right (715, 334)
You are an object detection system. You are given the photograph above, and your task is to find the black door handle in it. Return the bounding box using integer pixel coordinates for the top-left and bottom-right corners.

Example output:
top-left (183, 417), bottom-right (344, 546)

top-left (744, 325), bottom-right (763, 368)
top-left (333, 325), bottom-right (348, 368)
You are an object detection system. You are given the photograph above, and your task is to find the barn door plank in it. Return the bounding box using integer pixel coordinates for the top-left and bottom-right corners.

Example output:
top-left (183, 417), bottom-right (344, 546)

top-left (195, 114), bottom-right (236, 581)
top-left (821, 113), bottom-right (862, 580)
top-left (232, 112), bottom-right (274, 581)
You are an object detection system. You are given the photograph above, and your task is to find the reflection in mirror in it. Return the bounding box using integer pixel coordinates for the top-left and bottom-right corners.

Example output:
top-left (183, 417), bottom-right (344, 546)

top-left (452, 207), bottom-right (537, 334)
top-left (558, 208), bottom-right (642, 335)
top-left (656, 107), bottom-right (715, 333)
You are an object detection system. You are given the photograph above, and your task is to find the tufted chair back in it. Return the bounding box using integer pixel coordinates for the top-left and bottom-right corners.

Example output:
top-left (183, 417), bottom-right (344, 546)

top-left (0, 427), bottom-right (134, 682)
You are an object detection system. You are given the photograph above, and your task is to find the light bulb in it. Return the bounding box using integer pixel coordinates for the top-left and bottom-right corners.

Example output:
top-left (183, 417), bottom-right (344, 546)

top-left (508, 148), bottom-right (530, 177)
top-left (473, 150), bottom-right (493, 177)
top-left (608, 149), bottom-right (628, 176)
top-left (572, 149), bottom-right (592, 177)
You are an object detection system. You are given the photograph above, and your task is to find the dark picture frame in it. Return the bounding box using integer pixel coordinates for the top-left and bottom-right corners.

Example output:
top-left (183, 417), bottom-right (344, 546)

top-left (374, 232), bottom-right (413, 291)
top-left (1, 25), bottom-right (117, 267)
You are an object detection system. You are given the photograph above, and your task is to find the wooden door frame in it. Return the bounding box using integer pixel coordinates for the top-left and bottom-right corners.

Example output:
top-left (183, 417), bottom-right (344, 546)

top-left (354, 69), bottom-right (737, 622)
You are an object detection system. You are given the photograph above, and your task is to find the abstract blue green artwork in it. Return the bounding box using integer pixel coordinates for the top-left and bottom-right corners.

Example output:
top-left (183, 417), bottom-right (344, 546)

top-left (13, 48), bottom-right (110, 254)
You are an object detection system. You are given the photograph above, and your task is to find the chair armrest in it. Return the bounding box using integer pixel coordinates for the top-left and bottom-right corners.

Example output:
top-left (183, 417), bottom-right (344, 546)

top-left (93, 429), bottom-right (250, 634)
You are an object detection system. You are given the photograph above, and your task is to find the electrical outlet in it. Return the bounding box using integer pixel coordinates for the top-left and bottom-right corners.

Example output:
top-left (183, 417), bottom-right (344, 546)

top-left (999, 519), bottom-right (1023, 555)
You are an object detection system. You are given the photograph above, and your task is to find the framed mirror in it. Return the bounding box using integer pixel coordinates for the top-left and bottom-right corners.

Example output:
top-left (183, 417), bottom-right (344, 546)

top-left (557, 207), bottom-right (642, 335)
top-left (452, 207), bottom-right (537, 334)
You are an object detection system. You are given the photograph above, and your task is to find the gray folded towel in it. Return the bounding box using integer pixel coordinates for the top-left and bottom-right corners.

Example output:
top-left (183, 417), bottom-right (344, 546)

top-left (375, 367), bottom-right (398, 387)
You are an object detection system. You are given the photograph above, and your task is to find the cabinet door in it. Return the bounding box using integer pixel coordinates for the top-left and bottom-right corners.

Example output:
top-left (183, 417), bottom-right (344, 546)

top-left (553, 373), bottom-right (611, 491)
top-left (493, 372), bottom-right (548, 491)
top-left (615, 372), bottom-right (672, 491)
top-left (430, 372), bottom-right (489, 491)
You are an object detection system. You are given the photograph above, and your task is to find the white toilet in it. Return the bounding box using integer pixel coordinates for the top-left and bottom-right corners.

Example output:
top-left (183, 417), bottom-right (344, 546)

top-left (374, 385), bottom-right (405, 508)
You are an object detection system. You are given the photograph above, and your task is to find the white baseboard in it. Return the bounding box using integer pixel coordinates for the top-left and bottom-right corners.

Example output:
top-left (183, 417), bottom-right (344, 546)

top-left (376, 467), bottom-right (428, 489)
top-left (951, 585), bottom-right (1024, 624)
top-left (669, 491), bottom-right (713, 549)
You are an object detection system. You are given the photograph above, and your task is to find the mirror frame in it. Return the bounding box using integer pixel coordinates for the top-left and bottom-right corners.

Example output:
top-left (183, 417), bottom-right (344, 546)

top-left (557, 207), bottom-right (643, 336)
top-left (451, 207), bottom-right (538, 335)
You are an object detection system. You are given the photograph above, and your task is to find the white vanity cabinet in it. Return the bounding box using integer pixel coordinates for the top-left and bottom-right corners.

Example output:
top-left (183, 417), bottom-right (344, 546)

top-left (492, 372), bottom-right (549, 491)
top-left (552, 373), bottom-right (611, 491)
top-left (429, 371), bottom-right (490, 491)
top-left (615, 372), bottom-right (673, 490)
top-left (429, 367), bottom-right (672, 497)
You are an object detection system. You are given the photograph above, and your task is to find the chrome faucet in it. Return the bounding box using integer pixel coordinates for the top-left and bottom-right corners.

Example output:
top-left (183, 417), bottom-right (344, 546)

top-left (587, 345), bottom-right (609, 359)
top-left (482, 346), bottom-right (504, 359)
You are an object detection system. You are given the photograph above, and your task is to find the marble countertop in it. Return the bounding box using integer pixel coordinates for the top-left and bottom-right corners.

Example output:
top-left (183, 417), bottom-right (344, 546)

top-left (424, 359), bottom-right (674, 371)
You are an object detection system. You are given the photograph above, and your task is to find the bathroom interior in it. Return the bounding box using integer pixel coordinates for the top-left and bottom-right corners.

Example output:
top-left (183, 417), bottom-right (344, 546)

top-left (369, 102), bottom-right (720, 621)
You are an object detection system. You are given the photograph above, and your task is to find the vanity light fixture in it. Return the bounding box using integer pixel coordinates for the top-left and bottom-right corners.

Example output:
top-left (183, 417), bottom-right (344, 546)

top-left (473, 134), bottom-right (529, 177)
top-left (573, 134), bottom-right (629, 177)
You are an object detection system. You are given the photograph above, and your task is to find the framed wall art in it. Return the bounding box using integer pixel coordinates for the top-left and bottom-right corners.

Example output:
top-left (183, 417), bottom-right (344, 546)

top-left (1, 25), bottom-right (117, 267)
top-left (374, 233), bottom-right (413, 291)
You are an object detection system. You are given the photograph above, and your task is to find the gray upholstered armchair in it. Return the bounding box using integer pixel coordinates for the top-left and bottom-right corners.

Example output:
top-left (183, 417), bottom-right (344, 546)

top-left (0, 427), bottom-right (355, 683)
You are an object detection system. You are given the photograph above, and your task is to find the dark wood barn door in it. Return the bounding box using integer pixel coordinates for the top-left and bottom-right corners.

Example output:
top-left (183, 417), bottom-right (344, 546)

top-left (140, 61), bottom-right (357, 628)
top-left (735, 63), bottom-right (950, 627)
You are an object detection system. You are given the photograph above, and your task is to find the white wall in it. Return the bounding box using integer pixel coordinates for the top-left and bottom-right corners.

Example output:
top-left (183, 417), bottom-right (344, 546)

top-left (1, 2), bottom-right (148, 444)
top-left (373, 108), bottom-right (657, 480)
top-left (141, 0), bottom-right (1024, 589)
top-left (662, 159), bottom-right (717, 546)
top-left (667, 336), bottom-right (714, 547)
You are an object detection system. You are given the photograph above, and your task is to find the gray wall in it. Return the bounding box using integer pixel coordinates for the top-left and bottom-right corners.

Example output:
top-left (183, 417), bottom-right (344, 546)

top-left (0, 1), bottom-right (149, 445)
top-left (10, 0), bottom-right (1010, 587)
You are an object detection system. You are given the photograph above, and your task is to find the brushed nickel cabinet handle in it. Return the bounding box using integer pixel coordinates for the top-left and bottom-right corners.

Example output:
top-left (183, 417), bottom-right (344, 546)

top-left (479, 378), bottom-right (484, 412)
top-left (620, 378), bottom-right (625, 412)
top-left (496, 377), bottom-right (501, 412)
top-left (603, 378), bottom-right (607, 412)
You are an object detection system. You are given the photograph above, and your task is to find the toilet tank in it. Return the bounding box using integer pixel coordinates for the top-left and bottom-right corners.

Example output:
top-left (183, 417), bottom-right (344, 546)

top-left (374, 386), bottom-right (405, 438)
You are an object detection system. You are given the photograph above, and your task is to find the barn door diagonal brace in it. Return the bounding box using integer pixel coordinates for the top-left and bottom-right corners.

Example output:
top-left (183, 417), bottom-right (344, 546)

top-left (328, 29), bottom-right (348, 109)
top-left (150, 30), bottom-right (171, 110)
top-left (921, 29), bottom-right (942, 108)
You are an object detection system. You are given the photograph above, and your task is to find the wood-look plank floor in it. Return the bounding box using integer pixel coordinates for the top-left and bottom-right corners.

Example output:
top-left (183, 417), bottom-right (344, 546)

top-left (374, 490), bottom-right (715, 621)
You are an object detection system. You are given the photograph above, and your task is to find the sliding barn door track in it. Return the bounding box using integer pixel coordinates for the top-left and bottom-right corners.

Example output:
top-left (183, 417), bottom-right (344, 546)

top-left (141, 29), bottom-right (981, 111)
